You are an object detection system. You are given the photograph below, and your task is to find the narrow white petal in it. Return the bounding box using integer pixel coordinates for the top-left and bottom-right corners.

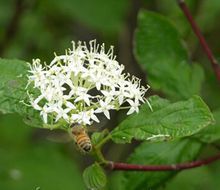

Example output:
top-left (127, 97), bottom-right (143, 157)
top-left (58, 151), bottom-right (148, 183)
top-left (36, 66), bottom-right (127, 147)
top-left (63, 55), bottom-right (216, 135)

top-left (127, 107), bottom-right (135, 115)
top-left (104, 110), bottom-right (110, 119)
top-left (126, 99), bottom-right (134, 106)
top-left (91, 114), bottom-right (100, 123)
top-left (42, 112), bottom-right (48, 123)
top-left (118, 95), bottom-right (124, 105)
top-left (84, 96), bottom-right (91, 106)
top-left (66, 101), bottom-right (76, 109)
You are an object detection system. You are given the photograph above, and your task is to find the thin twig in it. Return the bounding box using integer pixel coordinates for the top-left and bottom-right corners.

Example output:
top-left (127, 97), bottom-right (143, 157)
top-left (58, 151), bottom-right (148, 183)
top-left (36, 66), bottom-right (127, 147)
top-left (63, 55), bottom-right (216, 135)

top-left (177, 0), bottom-right (220, 82)
top-left (0, 0), bottom-right (25, 56)
top-left (107, 152), bottom-right (220, 171)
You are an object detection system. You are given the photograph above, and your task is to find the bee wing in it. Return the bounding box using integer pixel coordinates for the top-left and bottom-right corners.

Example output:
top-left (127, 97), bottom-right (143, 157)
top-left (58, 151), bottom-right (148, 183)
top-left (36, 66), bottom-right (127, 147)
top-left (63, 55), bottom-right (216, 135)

top-left (46, 131), bottom-right (72, 143)
top-left (88, 115), bottom-right (109, 132)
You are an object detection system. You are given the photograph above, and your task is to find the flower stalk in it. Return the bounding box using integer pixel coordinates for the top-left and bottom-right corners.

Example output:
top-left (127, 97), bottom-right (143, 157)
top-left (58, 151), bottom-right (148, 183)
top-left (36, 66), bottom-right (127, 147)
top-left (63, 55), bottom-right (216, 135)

top-left (94, 134), bottom-right (111, 150)
top-left (92, 147), bottom-right (108, 164)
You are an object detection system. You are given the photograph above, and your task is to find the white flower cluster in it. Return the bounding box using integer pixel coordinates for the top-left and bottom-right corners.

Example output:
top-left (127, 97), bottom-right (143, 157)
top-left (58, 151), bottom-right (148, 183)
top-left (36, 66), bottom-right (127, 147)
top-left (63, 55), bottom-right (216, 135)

top-left (27, 40), bottom-right (150, 127)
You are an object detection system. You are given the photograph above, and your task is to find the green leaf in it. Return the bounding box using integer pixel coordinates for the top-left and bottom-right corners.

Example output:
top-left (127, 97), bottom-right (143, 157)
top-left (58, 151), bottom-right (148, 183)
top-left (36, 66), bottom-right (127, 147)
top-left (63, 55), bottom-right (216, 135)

top-left (83, 163), bottom-right (107, 190)
top-left (111, 95), bottom-right (214, 144)
top-left (0, 58), bottom-right (28, 114)
top-left (134, 10), bottom-right (204, 100)
top-left (0, 58), bottom-right (42, 128)
top-left (195, 109), bottom-right (220, 143)
top-left (114, 139), bottom-right (202, 190)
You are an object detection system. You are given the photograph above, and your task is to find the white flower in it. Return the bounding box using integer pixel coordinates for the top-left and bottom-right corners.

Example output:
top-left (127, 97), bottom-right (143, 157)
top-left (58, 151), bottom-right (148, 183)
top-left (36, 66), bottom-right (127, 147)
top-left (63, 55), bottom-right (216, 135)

top-left (27, 59), bottom-right (47, 88)
top-left (71, 109), bottom-right (99, 125)
top-left (74, 90), bottom-right (91, 106)
top-left (26, 40), bottom-right (151, 128)
top-left (87, 109), bottom-right (100, 123)
top-left (40, 104), bottom-right (55, 123)
top-left (101, 89), bottom-right (117, 103)
top-left (30, 94), bottom-right (44, 110)
top-left (53, 101), bottom-right (76, 122)
top-left (65, 101), bottom-right (76, 110)
top-left (54, 106), bottom-right (71, 122)
top-left (68, 56), bottom-right (87, 76)
top-left (126, 99), bottom-right (140, 115)
top-left (95, 99), bottom-right (114, 119)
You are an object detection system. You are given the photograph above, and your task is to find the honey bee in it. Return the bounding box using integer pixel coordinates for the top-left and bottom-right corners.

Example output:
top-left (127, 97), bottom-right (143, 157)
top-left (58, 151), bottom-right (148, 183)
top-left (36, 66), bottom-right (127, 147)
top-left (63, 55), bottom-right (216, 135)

top-left (71, 124), bottom-right (92, 153)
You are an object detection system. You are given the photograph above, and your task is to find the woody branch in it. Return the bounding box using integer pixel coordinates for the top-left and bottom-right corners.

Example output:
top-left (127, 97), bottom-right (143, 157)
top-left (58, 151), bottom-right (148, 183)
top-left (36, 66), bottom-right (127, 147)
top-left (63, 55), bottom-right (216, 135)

top-left (106, 152), bottom-right (220, 171)
top-left (177, 0), bottom-right (220, 83)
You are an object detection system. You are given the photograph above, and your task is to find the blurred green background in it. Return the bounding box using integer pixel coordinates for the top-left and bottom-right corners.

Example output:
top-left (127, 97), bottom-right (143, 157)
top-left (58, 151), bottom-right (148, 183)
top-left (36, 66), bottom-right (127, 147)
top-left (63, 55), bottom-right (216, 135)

top-left (1, 0), bottom-right (220, 189)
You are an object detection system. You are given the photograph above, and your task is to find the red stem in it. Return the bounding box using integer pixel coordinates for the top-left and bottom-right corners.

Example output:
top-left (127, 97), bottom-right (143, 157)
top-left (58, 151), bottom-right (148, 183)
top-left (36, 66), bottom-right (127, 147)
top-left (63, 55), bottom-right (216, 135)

top-left (177, 0), bottom-right (220, 82)
top-left (107, 152), bottom-right (220, 171)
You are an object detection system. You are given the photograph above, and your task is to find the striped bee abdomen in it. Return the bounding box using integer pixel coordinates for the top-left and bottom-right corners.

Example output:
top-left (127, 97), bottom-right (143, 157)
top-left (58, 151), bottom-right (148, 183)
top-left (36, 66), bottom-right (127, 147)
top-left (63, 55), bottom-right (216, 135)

top-left (76, 133), bottom-right (92, 153)
top-left (71, 125), bottom-right (92, 153)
